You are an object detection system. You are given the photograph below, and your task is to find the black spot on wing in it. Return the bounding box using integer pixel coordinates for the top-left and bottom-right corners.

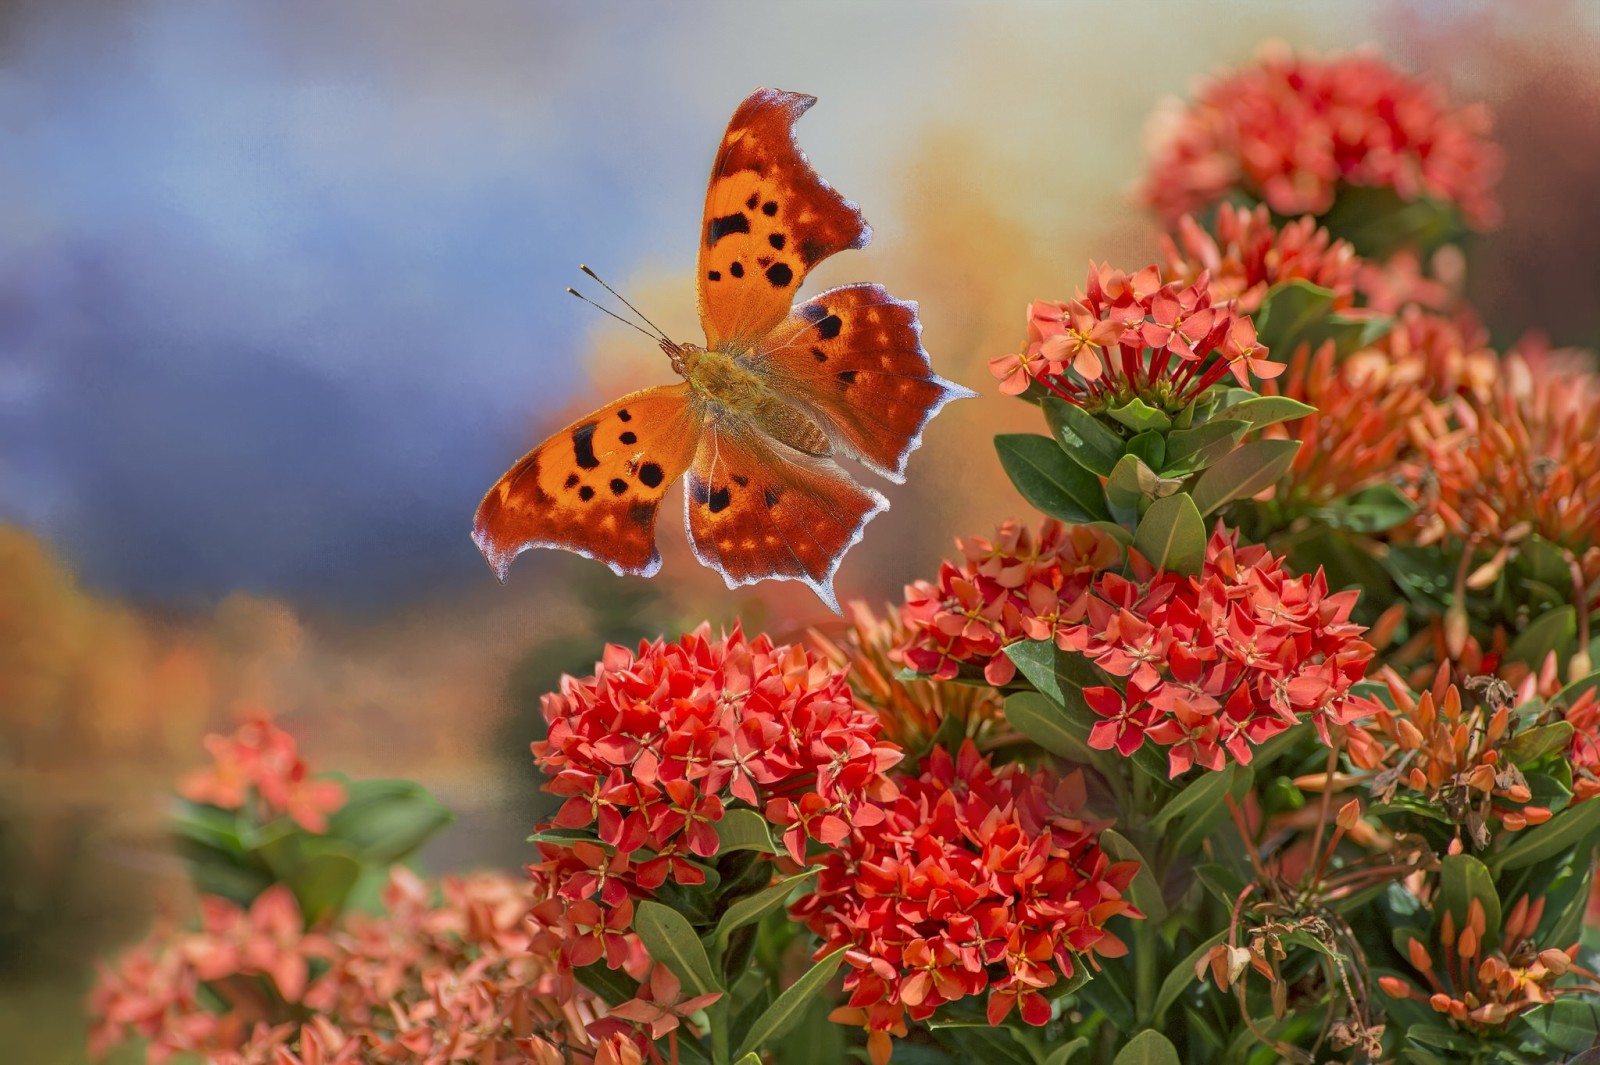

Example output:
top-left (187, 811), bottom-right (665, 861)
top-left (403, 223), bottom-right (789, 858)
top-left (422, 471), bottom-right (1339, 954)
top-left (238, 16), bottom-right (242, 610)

top-left (764, 487), bottom-right (781, 508)
top-left (707, 270), bottom-right (721, 282)
top-left (816, 314), bottom-right (842, 340)
top-left (732, 473), bottom-right (749, 487)
top-left (579, 485), bottom-right (596, 501)
top-left (639, 462), bottom-right (665, 489)
top-left (811, 347), bottom-right (826, 362)
top-left (730, 261), bottom-right (745, 278)
top-left (618, 409), bottom-right (632, 422)
top-left (745, 193), bottom-right (759, 210)
top-left (609, 478), bottom-right (628, 495)
top-left (708, 486), bottom-right (732, 514)
top-left (572, 423), bottom-right (600, 469)
top-left (707, 213), bottom-right (751, 245)
top-left (838, 370), bottom-right (859, 385)
top-left (769, 233), bottom-right (785, 250)
top-left (564, 473), bottom-right (579, 489)
top-left (765, 262), bottom-right (793, 288)
top-left (762, 200), bottom-right (778, 216)
top-left (620, 431), bottom-right (637, 445)
top-left (799, 237), bottom-right (829, 265)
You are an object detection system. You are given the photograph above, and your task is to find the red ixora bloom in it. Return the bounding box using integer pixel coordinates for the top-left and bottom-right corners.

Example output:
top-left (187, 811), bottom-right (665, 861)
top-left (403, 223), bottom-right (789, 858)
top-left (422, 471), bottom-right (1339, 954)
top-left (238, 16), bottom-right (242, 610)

top-left (793, 742), bottom-right (1139, 1064)
top-left (527, 625), bottom-right (902, 981)
top-left (988, 262), bottom-right (1279, 405)
top-left (177, 714), bottom-right (346, 834)
top-left (1141, 44), bottom-right (1502, 231)
top-left (1162, 205), bottom-right (1360, 314)
top-left (900, 519), bottom-right (1126, 687)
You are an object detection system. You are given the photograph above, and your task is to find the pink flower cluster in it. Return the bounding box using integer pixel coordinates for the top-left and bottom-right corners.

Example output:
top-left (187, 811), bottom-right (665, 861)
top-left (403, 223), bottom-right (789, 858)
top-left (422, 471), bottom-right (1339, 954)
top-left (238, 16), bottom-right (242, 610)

top-left (1142, 46), bottom-right (1502, 230)
top-left (900, 520), bottom-right (1125, 687)
top-left (988, 263), bottom-right (1279, 403)
top-left (526, 625), bottom-right (901, 976)
top-left (89, 871), bottom-right (606, 1065)
top-left (1162, 204), bottom-right (1360, 314)
top-left (178, 714), bottom-right (346, 834)
top-left (793, 742), bottom-right (1139, 1065)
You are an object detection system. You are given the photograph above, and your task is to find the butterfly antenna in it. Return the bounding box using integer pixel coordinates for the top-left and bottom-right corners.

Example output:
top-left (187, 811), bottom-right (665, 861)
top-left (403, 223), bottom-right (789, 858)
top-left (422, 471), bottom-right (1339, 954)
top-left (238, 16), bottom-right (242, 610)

top-left (566, 287), bottom-right (662, 343)
top-left (579, 264), bottom-right (674, 344)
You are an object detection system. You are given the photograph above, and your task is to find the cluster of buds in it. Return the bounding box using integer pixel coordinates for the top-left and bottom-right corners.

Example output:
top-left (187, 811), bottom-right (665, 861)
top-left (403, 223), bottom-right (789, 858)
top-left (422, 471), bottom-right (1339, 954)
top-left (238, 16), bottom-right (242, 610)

top-left (899, 520), bottom-right (1125, 687)
top-left (988, 263), bottom-right (1279, 404)
top-left (793, 742), bottom-right (1139, 1065)
top-left (1161, 205), bottom-right (1360, 314)
top-left (1066, 530), bottom-right (1372, 777)
top-left (1338, 667), bottom-right (1554, 847)
top-left (526, 625), bottom-right (901, 978)
top-left (807, 601), bottom-right (1003, 751)
top-left (1141, 45), bottom-right (1502, 231)
top-left (177, 714), bottom-right (347, 834)
top-left (1381, 894), bottom-right (1599, 1029)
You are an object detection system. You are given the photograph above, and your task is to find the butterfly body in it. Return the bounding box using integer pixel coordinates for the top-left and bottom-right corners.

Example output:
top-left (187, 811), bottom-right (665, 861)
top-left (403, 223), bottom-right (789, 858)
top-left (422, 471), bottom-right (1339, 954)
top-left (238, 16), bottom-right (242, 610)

top-left (474, 88), bottom-right (974, 610)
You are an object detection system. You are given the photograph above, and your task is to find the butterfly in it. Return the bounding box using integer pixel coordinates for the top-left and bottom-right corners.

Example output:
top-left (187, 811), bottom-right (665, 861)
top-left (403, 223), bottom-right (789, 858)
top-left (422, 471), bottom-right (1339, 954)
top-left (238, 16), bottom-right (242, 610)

top-left (472, 87), bottom-right (973, 611)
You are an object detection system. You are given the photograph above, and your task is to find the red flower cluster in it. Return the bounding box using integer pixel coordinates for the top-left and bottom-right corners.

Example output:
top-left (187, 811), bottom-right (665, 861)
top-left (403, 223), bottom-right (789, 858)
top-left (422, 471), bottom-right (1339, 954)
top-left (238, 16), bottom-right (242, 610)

top-left (178, 714), bottom-right (346, 834)
top-left (900, 520), bottom-right (1126, 687)
top-left (1562, 683), bottom-right (1600, 804)
top-left (792, 742), bottom-right (1139, 1065)
top-left (988, 263), bottom-right (1279, 402)
top-left (89, 870), bottom-right (606, 1065)
top-left (1141, 46), bottom-right (1501, 231)
top-left (1162, 205), bottom-right (1360, 314)
top-left (1063, 530), bottom-right (1372, 777)
top-left (527, 625), bottom-right (901, 975)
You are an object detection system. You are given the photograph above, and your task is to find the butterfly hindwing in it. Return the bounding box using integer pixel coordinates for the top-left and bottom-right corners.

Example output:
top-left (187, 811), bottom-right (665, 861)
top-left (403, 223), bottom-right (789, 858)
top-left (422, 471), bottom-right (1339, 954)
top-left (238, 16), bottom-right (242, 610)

top-left (696, 89), bottom-right (871, 354)
top-left (752, 283), bottom-right (976, 483)
top-left (473, 384), bottom-right (702, 580)
top-left (683, 415), bottom-right (886, 611)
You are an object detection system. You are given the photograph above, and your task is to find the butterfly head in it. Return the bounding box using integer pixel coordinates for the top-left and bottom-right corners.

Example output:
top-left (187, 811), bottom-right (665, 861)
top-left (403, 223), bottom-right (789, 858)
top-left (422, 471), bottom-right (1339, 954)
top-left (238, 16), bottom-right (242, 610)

top-left (665, 338), bottom-right (705, 378)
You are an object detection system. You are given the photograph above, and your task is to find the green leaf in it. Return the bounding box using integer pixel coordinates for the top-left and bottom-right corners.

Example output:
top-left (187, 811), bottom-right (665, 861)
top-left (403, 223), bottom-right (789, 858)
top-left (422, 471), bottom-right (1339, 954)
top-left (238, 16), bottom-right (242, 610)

top-left (324, 778), bottom-right (454, 865)
top-left (1106, 453), bottom-right (1180, 524)
top-left (1211, 395), bottom-right (1316, 430)
top-left (1124, 431), bottom-right (1166, 471)
top-left (1107, 397), bottom-right (1172, 433)
top-left (713, 872), bottom-right (814, 948)
top-left (1113, 1029), bottom-right (1181, 1065)
top-left (1163, 418), bottom-right (1249, 474)
top-left (1503, 720), bottom-right (1575, 764)
top-left (634, 900), bottom-right (722, 998)
top-left (1132, 493), bottom-right (1206, 576)
top-left (1437, 854), bottom-right (1501, 953)
top-left (1044, 1037), bottom-right (1091, 1065)
top-left (1005, 691), bottom-right (1097, 764)
top-left (1154, 931), bottom-right (1228, 1022)
top-left (713, 809), bottom-right (777, 855)
top-left (1318, 483), bottom-right (1418, 534)
top-left (288, 846), bottom-right (362, 924)
top-left (1507, 606), bottom-right (1578, 672)
top-left (576, 960), bottom-right (641, 1006)
top-left (527, 826), bottom-right (602, 847)
top-left (1153, 763), bottom-right (1244, 833)
top-left (1044, 395), bottom-right (1125, 477)
top-left (1523, 998), bottom-right (1600, 1053)
top-left (996, 433), bottom-right (1111, 523)
top-left (731, 948), bottom-right (846, 1061)
top-left (1253, 279), bottom-right (1337, 354)
top-left (1192, 438), bottom-right (1300, 516)
top-left (1100, 829), bottom-right (1166, 922)
top-left (734, 1055), bottom-right (762, 1065)
top-left (1491, 796), bottom-right (1600, 872)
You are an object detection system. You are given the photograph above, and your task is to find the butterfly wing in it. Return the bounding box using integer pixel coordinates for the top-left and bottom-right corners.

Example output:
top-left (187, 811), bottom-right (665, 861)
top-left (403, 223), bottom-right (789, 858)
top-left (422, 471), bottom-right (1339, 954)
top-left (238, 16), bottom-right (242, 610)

top-left (696, 88), bottom-right (871, 354)
top-left (474, 385), bottom-right (702, 580)
top-left (751, 283), bottom-right (976, 483)
top-left (683, 413), bottom-right (886, 612)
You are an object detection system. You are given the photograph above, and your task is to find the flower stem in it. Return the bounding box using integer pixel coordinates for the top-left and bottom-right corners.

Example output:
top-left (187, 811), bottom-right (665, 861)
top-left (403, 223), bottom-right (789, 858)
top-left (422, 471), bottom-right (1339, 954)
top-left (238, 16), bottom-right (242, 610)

top-left (1131, 770), bottom-right (1159, 1027)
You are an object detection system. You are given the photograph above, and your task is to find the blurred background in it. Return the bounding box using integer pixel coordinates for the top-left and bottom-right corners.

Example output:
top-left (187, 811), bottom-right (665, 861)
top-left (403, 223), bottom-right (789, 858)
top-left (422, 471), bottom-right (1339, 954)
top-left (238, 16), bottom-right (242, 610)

top-left (3, 0), bottom-right (1598, 1059)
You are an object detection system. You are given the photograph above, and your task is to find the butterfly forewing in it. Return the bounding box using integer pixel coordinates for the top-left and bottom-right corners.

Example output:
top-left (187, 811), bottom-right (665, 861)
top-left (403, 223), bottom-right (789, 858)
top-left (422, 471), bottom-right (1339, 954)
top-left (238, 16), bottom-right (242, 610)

top-left (683, 416), bottom-right (886, 611)
top-left (751, 283), bottom-right (977, 483)
top-left (473, 385), bottom-right (702, 580)
top-left (696, 89), bottom-right (871, 353)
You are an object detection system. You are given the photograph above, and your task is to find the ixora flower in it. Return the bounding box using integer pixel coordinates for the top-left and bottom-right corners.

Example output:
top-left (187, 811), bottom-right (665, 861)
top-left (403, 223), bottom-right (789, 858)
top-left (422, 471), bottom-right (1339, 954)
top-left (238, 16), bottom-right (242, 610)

top-left (792, 742), bottom-right (1139, 1065)
top-left (988, 263), bottom-right (1279, 405)
top-left (526, 625), bottom-right (901, 975)
top-left (1381, 893), bottom-right (1600, 1029)
top-left (178, 713), bottom-right (347, 834)
top-left (1162, 205), bottom-right (1360, 314)
top-left (1141, 45), bottom-right (1502, 231)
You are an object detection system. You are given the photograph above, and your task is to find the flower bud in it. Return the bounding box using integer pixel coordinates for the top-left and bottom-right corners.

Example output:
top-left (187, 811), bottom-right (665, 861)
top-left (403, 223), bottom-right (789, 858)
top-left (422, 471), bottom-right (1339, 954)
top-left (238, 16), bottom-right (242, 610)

top-left (1407, 937), bottom-right (1434, 972)
top-left (1336, 799), bottom-right (1361, 831)
top-left (1444, 604), bottom-right (1469, 659)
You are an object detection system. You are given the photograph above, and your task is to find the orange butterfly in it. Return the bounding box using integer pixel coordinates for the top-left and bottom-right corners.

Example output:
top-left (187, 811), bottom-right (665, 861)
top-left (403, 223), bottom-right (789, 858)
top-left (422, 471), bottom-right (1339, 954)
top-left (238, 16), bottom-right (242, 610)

top-left (472, 88), bottom-right (973, 610)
